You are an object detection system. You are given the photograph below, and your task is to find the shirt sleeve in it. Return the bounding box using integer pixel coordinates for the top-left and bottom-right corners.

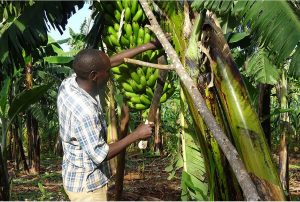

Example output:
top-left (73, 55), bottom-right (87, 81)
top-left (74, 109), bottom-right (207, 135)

top-left (73, 114), bottom-right (109, 165)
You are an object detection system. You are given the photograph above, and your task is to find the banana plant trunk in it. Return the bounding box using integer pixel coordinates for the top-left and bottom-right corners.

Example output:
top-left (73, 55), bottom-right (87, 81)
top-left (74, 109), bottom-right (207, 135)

top-left (154, 107), bottom-right (163, 156)
top-left (0, 120), bottom-right (9, 200)
top-left (106, 80), bottom-right (118, 175)
top-left (25, 62), bottom-right (40, 174)
top-left (114, 104), bottom-right (130, 200)
top-left (140, 1), bottom-right (260, 200)
top-left (202, 22), bottom-right (285, 200)
top-left (258, 84), bottom-right (272, 147)
top-left (278, 70), bottom-right (290, 197)
top-left (13, 120), bottom-right (29, 173)
top-left (184, 12), bottom-right (232, 200)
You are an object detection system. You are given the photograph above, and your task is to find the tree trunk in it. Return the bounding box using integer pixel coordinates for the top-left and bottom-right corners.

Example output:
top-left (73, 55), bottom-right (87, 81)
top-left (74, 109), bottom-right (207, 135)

top-left (14, 121), bottom-right (29, 173)
top-left (114, 104), bottom-right (130, 200)
top-left (258, 84), bottom-right (272, 147)
top-left (7, 127), bottom-right (13, 161)
top-left (0, 144), bottom-right (9, 200)
top-left (54, 134), bottom-right (63, 157)
top-left (25, 62), bottom-right (40, 174)
top-left (278, 70), bottom-right (289, 198)
top-left (139, 1), bottom-right (260, 200)
top-left (154, 107), bottom-right (163, 156)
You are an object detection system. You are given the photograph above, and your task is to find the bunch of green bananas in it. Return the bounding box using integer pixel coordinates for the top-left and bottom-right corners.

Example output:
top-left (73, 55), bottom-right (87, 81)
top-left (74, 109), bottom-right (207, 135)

top-left (102, 0), bottom-right (175, 111)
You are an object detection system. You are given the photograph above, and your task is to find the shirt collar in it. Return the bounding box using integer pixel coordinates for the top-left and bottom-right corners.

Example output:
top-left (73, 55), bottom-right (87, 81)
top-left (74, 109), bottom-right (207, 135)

top-left (68, 74), bottom-right (99, 106)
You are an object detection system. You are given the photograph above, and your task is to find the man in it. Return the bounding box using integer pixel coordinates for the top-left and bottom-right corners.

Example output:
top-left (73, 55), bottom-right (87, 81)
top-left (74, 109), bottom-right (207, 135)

top-left (57, 42), bottom-right (160, 201)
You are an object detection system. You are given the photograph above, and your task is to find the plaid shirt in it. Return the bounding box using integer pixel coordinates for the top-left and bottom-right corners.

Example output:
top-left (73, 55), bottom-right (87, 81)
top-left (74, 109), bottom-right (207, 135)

top-left (57, 74), bottom-right (111, 192)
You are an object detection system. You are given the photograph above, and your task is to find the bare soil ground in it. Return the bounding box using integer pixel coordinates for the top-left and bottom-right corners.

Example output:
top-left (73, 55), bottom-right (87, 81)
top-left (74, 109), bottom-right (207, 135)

top-left (9, 152), bottom-right (300, 201)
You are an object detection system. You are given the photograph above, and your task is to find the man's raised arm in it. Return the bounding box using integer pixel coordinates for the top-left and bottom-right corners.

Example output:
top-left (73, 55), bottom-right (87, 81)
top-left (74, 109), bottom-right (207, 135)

top-left (109, 39), bottom-right (162, 67)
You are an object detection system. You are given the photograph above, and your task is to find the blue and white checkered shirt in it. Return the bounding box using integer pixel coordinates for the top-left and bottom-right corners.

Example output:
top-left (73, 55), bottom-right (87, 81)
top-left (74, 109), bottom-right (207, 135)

top-left (57, 74), bottom-right (111, 192)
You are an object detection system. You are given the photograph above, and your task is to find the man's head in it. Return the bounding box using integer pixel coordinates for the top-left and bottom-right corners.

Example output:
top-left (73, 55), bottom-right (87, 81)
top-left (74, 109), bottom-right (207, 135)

top-left (73, 49), bottom-right (111, 89)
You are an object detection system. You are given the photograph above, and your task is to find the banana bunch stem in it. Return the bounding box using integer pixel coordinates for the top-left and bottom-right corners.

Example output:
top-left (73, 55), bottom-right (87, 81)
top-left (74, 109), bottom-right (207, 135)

top-left (124, 58), bottom-right (173, 70)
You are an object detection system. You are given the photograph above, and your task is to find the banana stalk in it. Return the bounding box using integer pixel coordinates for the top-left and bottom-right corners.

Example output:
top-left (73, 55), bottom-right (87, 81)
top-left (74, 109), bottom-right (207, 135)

top-left (278, 69), bottom-right (290, 197)
top-left (106, 80), bottom-right (118, 175)
top-left (184, 11), bottom-right (230, 200)
top-left (203, 22), bottom-right (285, 200)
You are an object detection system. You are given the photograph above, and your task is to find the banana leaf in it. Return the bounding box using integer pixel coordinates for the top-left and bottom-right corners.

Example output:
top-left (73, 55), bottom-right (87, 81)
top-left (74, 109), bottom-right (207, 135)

top-left (184, 12), bottom-right (231, 200)
top-left (180, 88), bottom-right (208, 201)
top-left (203, 23), bottom-right (285, 200)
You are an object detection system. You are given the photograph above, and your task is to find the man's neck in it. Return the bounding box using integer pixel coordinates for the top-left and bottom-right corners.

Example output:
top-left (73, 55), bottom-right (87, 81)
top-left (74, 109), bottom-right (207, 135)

top-left (75, 76), bottom-right (96, 98)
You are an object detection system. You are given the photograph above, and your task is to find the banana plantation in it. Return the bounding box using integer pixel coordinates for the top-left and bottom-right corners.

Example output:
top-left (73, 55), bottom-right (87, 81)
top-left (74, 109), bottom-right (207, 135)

top-left (1, 0), bottom-right (300, 201)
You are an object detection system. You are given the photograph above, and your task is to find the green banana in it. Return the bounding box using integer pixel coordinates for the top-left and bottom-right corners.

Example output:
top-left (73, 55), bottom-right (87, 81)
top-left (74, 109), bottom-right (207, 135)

top-left (153, 68), bottom-right (159, 77)
top-left (140, 94), bottom-right (151, 105)
top-left (115, 0), bottom-right (123, 12)
top-left (128, 79), bottom-right (140, 92)
top-left (132, 8), bottom-right (143, 22)
top-left (135, 103), bottom-right (148, 110)
top-left (140, 75), bottom-right (147, 88)
top-left (136, 68), bottom-right (145, 77)
top-left (137, 37), bottom-right (144, 46)
top-left (160, 93), bottom-right (168, 103)
top-left (127, 101), bottom-right (135, 109)
top-left (122, 82), bottom-right (134, 92)
top-left (103, 36), bottom-right (113, 47)
top-left (142, 66), bottom-right (148, 75)
top-left (111, 67), bottom-right (122, 74)
top-left (129, 36), bottom-right (135, 48)
top-left (131, 96), bottom-right (141, 104)
top-left (144, 33), bottom-right (151, 44)
top-left (114, 10), bottom-right (121, 21)
top-left (146, 87), bottom-right (154, 98)
top-left (150, 50), bottom-right (159, 61)
top-left (137, 27), bottom-right (145, 41)
top-left (145, 67), bottom-right (154, 79)
top-left (121, 0), bottom-right (128, 9)
top-left (113, 74), bottom-right (122, 81)
top-left (130, 0), bottom-right (138, 16)
top-left (141, 12), bottom-right (146, 22)
top-left (124, 91), bottom-right (138, 99)
top-left (166, 86), bottom-right (176, 97)
top-left (124, 7), bottom-right (131, 22)
top-left (120, 36), bottom-right (130, 47)
top-left (146, 74), bottom-right (157, 87)
top-left (130, 71), bottom-right (140, 84)
top-left (132, 22), bottom-right (139, 39)
top-left (114, 23), bottom-right (120, 31)
top-left (109, 34), bottom-right (120, 46)
top-left (124, 23), bottom-right (133, 37)
top-left (108, 26), bottom-right (117, 35)
top-left (163, 82), bottom-right (169, 92)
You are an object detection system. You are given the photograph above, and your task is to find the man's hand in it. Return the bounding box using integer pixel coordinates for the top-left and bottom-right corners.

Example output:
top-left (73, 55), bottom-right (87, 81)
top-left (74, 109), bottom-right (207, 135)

top-left (133, 123), bottom-right (154, 141)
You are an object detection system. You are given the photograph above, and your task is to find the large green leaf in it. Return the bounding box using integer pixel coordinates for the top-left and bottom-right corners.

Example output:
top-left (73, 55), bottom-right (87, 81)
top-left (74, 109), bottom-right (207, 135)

top-left (192, 0), bottom-right (300, 78)
top-left (180, 126), bottom-right (208, 201)
top-left (245, 48), bottom-right (280, 85)
top-left (44, 56), bottom-right (74, 64)
top-left (0, 1), bottom-right (83, 69)
top-left (156, 2), bottom-right (186, 54)
top-left (0, 78), bottom-right (10, 117)
top-left (7, 83), bottom-right (52, 121)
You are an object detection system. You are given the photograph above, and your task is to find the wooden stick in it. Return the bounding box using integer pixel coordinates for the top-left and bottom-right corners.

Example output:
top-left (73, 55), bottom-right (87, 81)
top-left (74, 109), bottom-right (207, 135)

top-left (124, 58), bottom-right (173, 70)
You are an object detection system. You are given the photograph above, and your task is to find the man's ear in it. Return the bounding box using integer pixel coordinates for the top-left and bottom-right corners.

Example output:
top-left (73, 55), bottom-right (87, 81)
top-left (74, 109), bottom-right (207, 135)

top-left (89, 71), bottom-right (97, 81)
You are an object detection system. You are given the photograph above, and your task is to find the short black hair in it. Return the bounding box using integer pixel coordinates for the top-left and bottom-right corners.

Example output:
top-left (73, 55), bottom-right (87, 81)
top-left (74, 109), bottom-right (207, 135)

top-left (72, 49), bottom-right (110, 80)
